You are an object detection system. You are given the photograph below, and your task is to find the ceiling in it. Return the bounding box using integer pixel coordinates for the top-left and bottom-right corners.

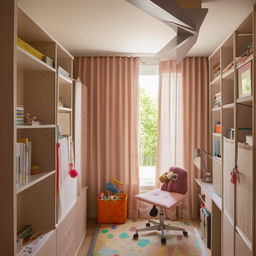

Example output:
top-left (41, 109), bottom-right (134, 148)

top-left (19, 0), bottom-right (255, 58)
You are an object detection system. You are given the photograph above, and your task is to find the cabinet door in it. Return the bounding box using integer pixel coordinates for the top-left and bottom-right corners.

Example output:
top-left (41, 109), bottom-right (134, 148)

top-left (34, 230), bottom-right (56, 256)
top-left (236, 143), bottom-right (253, 241)
top-left (223, 138), bottom-right (235, 221)
top-left (235, 231), bottom-right (252, 256)
top-left (57, 205), bottom-right (76, 256)
top-left (222, 213), bottom-right (234, 256)
top-left (76, 188), bottom-right (87, 251)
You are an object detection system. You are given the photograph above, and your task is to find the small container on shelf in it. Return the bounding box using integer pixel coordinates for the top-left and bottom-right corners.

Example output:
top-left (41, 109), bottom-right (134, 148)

top-left (215, 122), bottom-right (222, 134)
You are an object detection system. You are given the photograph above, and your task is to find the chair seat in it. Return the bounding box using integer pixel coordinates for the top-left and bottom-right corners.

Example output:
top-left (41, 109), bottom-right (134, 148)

top-left (136, 189), bottom-right (186, 209)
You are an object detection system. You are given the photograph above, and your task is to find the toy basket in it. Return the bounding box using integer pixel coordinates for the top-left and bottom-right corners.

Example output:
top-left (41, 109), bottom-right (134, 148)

top-left (97, 195), bottom-right (127, 224)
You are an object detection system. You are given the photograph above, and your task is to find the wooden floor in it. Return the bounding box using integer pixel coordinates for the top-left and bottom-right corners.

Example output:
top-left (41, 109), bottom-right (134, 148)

top-left (77, 218), bottom-right (97, 256)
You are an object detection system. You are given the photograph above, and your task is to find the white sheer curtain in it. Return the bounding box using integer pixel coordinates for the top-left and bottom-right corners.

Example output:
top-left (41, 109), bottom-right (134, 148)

top-left (157, 70), bottom-right (184, 176)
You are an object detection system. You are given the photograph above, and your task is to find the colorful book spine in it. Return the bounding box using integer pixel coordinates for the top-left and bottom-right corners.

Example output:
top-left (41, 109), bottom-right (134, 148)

top-left (16, 105), bottom-right (24, 125)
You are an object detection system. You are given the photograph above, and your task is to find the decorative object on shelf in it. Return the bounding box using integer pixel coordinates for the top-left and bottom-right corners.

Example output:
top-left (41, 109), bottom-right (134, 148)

top-left (236, 42), bottom-right (253, 67)
top-left (227, 128), bottom-right (235, 140)
top-left (215, 122), bottom-right (221, 133)
top-left (193, 148), bottom-right (212, 183)
top-left (43, 56), bottom-right (54, 67)
top-left (238, 61), bottom-right (252, 98)
top-left (30, 165), bottom-right (41, 175)
top-left (24, 112), bottom-right (41, 126)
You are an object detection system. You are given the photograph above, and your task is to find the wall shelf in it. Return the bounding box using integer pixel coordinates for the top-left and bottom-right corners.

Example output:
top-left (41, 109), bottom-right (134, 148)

top-left (58, 73), bottom-right (73, 85)
top-left (222, 68), bottom-right (234, 80)
top-left (223, 103), bottom-right (234, 109)
top-left (210, 75), bottom-right (221, 86)
top-left (213, 133), bottom-right (221, 137)
top-left (58, 107), bottom-right (72, 112)
top-left (17, 125), bottom-right (56, 129)
top-left (17, 170), bottom-right (56, 194)
top-left (17, 46), bottom-right (56, 72)
top-left (236, 95), bottom-right (253, 106)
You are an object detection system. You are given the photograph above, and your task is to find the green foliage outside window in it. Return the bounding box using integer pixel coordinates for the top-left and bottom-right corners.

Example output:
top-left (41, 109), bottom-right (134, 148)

top-left (139, 88), bottom-right (158, 166)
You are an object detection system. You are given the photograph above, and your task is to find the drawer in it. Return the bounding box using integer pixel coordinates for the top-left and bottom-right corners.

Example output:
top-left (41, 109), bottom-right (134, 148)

top-left (57, 205), bottom-right (76, 256)
top-left (34, 230), bottom-right (56, 256)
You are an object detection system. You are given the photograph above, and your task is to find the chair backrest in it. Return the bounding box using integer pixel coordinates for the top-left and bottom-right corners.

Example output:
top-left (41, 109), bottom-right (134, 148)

top-left (161, 166), bottom-right (188, 195)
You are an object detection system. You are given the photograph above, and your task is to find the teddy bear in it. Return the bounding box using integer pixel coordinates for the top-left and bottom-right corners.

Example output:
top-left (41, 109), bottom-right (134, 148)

top-left (159, 171), bottom-right (178, 183)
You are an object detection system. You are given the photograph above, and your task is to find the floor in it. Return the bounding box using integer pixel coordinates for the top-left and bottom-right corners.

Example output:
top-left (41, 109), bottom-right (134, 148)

top-left (77, 218), bottom-right (97, 256)
top-left (77, 218), bottom-right (210, 256)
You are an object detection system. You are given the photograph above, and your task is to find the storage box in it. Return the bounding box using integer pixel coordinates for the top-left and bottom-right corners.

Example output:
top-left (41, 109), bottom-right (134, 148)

top-left (59, 112), bottom-right (71, 136)
top-left (97, 196), bottom-right (127, 224)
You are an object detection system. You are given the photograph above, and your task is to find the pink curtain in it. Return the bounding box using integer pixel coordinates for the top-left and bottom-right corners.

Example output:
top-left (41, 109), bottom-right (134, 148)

top-left (157, 57), bottom-right (209, 219)
top-left (74, 56), bottom-right (140, 219)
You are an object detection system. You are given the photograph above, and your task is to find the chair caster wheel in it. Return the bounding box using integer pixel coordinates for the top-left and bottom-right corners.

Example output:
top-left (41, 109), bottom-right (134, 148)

top-left (133, 233), bottom-right (139, 240)
top-left (161, 237), bottom-right (166, 245)
top-left (183, 231), bottom-right (188, 237)
top-left (146, 223), bottom-right (150, 227)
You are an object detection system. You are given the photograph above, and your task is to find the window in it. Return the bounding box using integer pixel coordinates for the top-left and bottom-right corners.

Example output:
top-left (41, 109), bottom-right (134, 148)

top-left (139, 65), bottom-right (159, 191)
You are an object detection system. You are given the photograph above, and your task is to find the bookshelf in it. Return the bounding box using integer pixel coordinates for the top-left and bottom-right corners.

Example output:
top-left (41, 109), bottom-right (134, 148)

top-left (1, 2), bottom-right (87, 256)
top-left (196, 6), bottom-right (256, 256)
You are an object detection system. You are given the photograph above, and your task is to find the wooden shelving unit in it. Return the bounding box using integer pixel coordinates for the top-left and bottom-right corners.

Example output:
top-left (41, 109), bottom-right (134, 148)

top-left (196, 6), bottom-right (255, 256)
top-left (1, 3), bottom-right (87, 256)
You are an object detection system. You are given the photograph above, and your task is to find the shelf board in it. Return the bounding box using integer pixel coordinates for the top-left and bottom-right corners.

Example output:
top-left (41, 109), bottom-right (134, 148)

top-left (213, 156), bottom-right (222, 164)
top-left (17, 46), bottom-right (56, 72)
top-left (58, 73), bottom-right (73, 84)
top-left (213, 133), bottom-right (221, 137)
top-left (223, 103), bottom-right (234, 109)
top-left (210, 75), bottom-right (221, 86)
top-left (17, 124), bottom-right (56, 129)
top-left (212, 107), bottom-right (221, 111)
top-left (222, 67), bottom-right (234, 80)
top-left (17, 170), bottom-right (55, 194)
top-left (195, 178), bottom-right (222, 210)
top-left (236, 95), bottom-right (253, 106)
top-left (17, 229), bottom-right (54, 256)
top-left (236, 54), bottom-right (253, 70)
top-left (58, 107), bottom-right (72, 112)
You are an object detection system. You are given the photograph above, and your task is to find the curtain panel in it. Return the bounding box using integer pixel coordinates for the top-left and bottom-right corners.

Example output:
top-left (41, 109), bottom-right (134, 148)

top-left (74, 56), bottom-right (140, 219)
top-left (157, 57), bottom-right (209, 219)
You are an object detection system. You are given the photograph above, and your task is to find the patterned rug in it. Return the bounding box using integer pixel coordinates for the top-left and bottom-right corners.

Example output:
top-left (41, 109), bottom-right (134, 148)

top-left (88, 219), bottom-right (208, 256)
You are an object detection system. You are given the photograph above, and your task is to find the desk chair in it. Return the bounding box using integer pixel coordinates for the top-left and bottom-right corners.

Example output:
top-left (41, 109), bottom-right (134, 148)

top-left (133, 167), bottom-right (188, 245)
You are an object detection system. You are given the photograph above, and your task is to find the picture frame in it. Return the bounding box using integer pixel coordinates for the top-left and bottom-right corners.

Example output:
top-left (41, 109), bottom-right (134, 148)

top-left (238, 61), bottom-right (252, 98)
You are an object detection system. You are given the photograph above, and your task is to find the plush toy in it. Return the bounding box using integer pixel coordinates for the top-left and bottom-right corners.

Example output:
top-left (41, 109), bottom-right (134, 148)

top-left (105, 182), bottom-right (118, 195)
top-left (159, 172), bottom-right (169, 183)
top-left (69, 163), bottom-right (79, 178)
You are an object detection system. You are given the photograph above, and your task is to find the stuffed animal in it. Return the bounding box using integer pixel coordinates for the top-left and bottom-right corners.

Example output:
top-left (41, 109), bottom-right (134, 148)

top-left (105, 182), bottom-right (118, 194)
top-left (159, 172), bottom-right (169, 183)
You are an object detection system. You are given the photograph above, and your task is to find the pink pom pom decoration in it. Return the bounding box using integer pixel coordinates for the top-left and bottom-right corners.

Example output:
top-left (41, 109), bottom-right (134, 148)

top-left (69, 163), bottom-right (79, 178)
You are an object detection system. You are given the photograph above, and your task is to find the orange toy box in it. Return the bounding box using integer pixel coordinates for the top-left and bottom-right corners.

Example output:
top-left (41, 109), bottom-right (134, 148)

top-left (97, 194), bottom-right (128, 224)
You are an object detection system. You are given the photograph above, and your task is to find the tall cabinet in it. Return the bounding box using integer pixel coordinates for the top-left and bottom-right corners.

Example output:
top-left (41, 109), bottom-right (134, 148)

top-left (0, 2), bottom-right (87, 255)
top-left (208, 6), bottom-right (256, 256)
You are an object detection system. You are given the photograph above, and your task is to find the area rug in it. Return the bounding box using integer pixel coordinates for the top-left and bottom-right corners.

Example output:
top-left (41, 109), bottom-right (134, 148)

top-left (88, 219), bottom-right (208, 256)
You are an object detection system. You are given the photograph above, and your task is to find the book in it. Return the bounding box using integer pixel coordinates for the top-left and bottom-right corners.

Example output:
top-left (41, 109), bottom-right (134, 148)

top-left (16, 138), bottom-right (32, 187)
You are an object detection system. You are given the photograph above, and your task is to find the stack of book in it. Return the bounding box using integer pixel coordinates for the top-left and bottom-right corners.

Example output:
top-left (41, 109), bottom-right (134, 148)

top-left (16, 138), bottom-right (32, 188)
top-left (16, 105), bottom-right (24, 125)
top-left (214, 92), bottom-right (221, 108)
